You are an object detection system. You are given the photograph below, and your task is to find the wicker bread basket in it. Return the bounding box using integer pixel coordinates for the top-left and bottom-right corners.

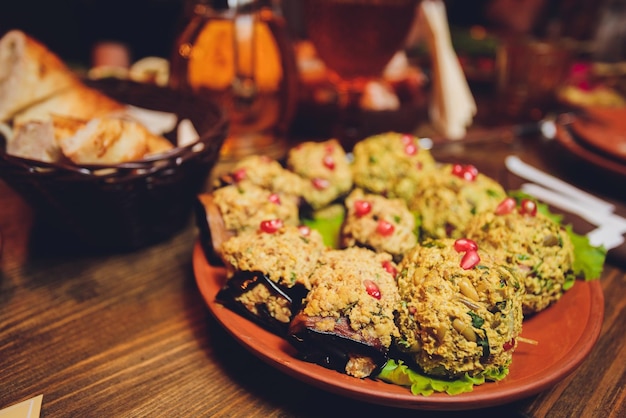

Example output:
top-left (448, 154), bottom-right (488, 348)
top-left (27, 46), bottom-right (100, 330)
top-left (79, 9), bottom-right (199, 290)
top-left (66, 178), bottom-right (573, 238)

top-left (0, 79), bottom-right (228, 252)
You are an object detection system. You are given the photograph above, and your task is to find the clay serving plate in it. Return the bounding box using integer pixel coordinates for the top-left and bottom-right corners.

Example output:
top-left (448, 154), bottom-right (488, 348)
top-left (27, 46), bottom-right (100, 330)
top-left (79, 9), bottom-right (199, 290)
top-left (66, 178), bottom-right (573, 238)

top-left (193, 242), bottom-right (604, 411)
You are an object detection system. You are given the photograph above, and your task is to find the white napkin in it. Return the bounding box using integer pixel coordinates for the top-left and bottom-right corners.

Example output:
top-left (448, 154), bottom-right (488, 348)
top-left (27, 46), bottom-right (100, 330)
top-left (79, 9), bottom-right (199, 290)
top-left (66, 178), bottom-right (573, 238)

top-left (421, 0), bottom-right (476, 139)
top-left (0, 395), bottom-right (42, 418)
top-left (124, 105), bottom-right (178, 135)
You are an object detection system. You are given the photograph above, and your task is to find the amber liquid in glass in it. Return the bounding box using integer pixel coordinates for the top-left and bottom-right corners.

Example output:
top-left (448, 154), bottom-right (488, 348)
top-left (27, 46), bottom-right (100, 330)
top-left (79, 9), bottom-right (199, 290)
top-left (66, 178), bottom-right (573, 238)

top-left (303, 0), bottom-right (418, 81)
top-left (170, 3), bottom-right (299, 162)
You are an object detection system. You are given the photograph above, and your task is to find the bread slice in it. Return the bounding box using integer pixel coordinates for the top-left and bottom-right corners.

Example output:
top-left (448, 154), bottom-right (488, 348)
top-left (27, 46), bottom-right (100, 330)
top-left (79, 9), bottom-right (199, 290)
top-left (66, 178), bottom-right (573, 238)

top-left (12, 82), bottom-right (126, 128)
top-left (52, 115), bottom-right (174, 165)
top-left (0, 30), bottom-right (82, 122)
top-left (5, 120), bottom-right (62, 163)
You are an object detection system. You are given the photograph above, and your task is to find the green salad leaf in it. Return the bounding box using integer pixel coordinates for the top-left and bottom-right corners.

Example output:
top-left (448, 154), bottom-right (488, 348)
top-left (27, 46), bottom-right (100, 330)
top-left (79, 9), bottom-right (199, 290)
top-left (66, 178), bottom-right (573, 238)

top-left (301, 204), bottom-right (345, 249)
top-left (566, 224), bottom-right (607, 280)
top-left (376, 359), bottom-right (508, 396)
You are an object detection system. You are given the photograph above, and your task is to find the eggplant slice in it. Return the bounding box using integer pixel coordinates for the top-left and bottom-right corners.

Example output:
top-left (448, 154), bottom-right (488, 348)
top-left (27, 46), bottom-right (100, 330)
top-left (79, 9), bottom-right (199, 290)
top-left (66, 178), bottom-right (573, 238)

top-left (288, 314), bottom-right (389, 377)
top-left (216, 270), bottom-right (309, 337)
top-left (194, 193), bottom-right (234, 266)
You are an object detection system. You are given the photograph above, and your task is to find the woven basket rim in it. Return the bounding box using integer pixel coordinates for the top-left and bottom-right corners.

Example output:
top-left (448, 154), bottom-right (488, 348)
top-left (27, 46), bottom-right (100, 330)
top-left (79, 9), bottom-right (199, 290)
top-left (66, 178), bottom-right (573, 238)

top-left (0, 87), bottom-right (229, 182)
top-left (0, 114), bottom-right (227, 172)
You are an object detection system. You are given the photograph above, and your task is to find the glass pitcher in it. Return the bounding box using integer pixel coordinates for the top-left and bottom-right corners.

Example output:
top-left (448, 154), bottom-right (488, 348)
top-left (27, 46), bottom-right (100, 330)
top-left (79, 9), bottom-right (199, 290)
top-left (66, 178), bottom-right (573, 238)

top-left (170, 0), bottom-right (299, 162)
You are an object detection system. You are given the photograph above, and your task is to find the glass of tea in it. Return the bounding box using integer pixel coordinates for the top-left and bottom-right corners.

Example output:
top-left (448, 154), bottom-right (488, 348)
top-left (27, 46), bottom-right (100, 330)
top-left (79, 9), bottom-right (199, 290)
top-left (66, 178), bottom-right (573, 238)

top-left (170, 0), bottom-right (300, 164)
top-left (302, 0), bottom-right (421, 147)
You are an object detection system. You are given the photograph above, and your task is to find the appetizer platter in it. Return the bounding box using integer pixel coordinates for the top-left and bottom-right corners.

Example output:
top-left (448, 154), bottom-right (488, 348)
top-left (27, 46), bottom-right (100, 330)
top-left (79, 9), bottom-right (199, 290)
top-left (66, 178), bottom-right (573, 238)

top-left (193, 246), bottom-right (603, 410)
top-left (193, 132), bottom-right (606, 410)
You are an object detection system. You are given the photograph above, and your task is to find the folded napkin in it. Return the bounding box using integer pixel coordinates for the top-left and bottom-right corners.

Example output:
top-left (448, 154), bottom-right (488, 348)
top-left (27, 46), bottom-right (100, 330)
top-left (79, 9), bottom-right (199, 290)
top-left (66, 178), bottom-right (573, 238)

top-left (0, 395), bottom-right (42, 418)
top-left (421, 0), bottom-right (476, 139)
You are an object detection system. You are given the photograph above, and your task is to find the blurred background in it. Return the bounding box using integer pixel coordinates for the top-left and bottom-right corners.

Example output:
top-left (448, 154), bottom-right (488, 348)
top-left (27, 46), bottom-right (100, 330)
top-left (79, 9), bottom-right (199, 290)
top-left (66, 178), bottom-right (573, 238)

top-left (2, 0), bottom-right (625, 143)
top-left (1, 0), bottom-right (620, 66)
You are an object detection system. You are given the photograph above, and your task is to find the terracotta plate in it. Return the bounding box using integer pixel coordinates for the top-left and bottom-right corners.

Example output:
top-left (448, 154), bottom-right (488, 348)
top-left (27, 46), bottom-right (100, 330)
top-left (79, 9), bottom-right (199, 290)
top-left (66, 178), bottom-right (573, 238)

top-left (553, 122), bottom-right (626, 177)
top-left (193, 242), bottom-right (605, 411)
top-left (569, 107), bottom-right (626, 164)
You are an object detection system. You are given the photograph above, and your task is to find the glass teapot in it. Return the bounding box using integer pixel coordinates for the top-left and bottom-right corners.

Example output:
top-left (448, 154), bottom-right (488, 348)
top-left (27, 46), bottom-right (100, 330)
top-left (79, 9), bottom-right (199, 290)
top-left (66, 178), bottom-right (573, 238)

top-left (170, 0), bottom-right (299, 162)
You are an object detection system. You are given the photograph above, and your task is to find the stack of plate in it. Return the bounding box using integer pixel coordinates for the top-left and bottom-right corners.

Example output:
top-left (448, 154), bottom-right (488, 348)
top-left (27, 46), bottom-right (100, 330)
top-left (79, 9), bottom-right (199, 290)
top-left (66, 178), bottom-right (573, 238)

top-left (555, 107), bottom-right (626, 177)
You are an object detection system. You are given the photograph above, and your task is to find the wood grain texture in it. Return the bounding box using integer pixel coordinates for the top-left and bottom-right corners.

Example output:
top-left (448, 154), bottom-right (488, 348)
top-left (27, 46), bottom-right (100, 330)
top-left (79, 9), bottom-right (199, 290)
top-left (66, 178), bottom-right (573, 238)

top-left (1, 130), bottom-right (625, 418)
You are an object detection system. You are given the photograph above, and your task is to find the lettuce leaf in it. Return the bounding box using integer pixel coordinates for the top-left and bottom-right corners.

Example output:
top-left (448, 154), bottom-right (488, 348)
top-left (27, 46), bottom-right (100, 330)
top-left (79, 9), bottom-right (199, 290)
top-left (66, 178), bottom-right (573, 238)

top-left (376, 359), bottom-right (508, 396)
top-left (301, 204), bottom-right (345, 249)
top-left (566, 224), bottom-right (607, 280)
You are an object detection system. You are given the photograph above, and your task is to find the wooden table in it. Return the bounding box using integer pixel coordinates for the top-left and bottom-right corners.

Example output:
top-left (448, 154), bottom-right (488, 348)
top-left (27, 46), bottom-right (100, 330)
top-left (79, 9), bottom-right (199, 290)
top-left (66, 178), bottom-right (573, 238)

top-left (1, 127), bottom-right (625, 417)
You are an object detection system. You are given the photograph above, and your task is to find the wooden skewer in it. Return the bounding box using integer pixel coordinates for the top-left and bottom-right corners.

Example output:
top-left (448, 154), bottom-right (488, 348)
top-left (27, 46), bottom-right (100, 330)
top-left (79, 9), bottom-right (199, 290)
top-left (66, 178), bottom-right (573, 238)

top-left (518, 336), bottom-right (539, 346)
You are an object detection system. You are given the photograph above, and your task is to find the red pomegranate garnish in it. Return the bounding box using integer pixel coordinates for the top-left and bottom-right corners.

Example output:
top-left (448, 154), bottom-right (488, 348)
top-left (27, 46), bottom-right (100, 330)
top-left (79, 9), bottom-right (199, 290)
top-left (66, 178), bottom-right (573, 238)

top-left (322, 154), bottom-right (335, 170)
top-left (451, 164), bottom-right (478, 181)
top-left (232, 168), bottom-right (246, 182)
top-left (454, 238), bottom-right (478, 252)
top-left (462, 165), bottom-right (478, 181)
top-left (312, 178), bottom-right (330, 190)
top-left (376, 220), bottom-right (395, 236)
top-left (519, 198), bottom-right (538, 216)
top-left (404, 142), bottom-right (417, 156)
top-left (298, 225), bottom-right (311, 236)
top-left (503, 339), bottom-right (516, 351)
top-left (400, 134), bottom-right (413, 144)
top-left (268, 193), bottom-right (281, 204)
top-left (363, 279), bottom-right (381, 299)
top-left (354, 200), bottom-right (372, 217)
top-left (382, 260), bottom-right (397, 277)
top-left (495, 197), bottom-right (516, 215)
top-left (260, 219), bottom-right (283, 233)
top-left (460, 250), bottom-right (481, 270)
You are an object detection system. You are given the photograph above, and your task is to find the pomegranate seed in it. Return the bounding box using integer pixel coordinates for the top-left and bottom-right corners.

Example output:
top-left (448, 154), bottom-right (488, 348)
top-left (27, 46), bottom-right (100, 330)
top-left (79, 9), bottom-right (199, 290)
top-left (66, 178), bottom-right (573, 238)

top-left (503, 339), bottom-right (516, 351)
top-left (460, 250), bottom-right (481, 270)
top-left (322, 154), bottom-right (335, 170)
top-left (312, 178), bottom-right (329, 190)
top-left (377, 220), bottom-right (395, 236)
top-left (462, 165), bottom-right (478, 181)
top-left (451, 164), bottom-right (478, 181)
top-left (519, 199), bottom-right (537, 216)
top-left (232, 168), bottom-right (246, 182)
top-left (268, 193), bottom-right (281, 204)
top-left (400, 134), bottom-right (413, 144)
top-left (495, 197), bottom-right (517, 215)
top-left (363, 279), bottom-right (381, 299)
top-left (382, 260), bottom-right (397, 277)
top-left (354, 200), bottom-right (372, 217)
top-left (260, 219), bottom-right (283, 233)
top-left (298, 225), bottom-right (311, 236)
top-left (404, 142), bottom-right (417, 155)
top-left (454, 238), bottom-right (478, 252)
top-left (451, 163), bottom-right (464, 177)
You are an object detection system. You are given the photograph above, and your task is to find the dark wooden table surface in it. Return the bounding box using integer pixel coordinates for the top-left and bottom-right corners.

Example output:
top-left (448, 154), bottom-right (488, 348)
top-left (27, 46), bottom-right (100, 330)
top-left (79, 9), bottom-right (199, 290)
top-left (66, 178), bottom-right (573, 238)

top-left (1, 120), bottom-right (625, 417)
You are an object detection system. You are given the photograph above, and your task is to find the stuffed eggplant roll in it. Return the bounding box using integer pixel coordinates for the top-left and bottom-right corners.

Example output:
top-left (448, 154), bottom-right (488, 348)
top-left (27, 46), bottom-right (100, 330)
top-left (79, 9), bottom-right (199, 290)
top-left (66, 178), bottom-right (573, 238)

top-left (288, 247), bottom-right (400, 378)
top-left (217, 222), bottom-right (326, 335)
